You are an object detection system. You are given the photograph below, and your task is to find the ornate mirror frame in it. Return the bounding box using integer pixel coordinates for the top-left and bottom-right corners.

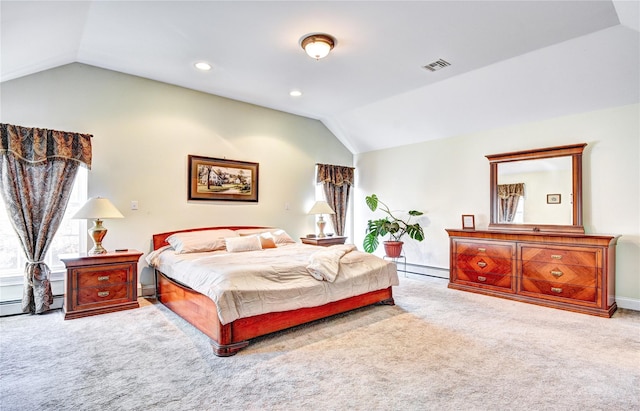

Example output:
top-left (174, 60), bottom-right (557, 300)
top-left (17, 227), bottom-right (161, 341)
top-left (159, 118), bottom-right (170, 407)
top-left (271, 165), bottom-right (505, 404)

top-left (487, 143), bottom-right (586, 234)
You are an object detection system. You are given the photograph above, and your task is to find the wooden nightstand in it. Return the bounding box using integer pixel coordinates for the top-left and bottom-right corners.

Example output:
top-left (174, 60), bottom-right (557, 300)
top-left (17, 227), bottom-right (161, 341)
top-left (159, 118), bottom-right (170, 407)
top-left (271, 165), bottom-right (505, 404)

top-left (300, 236), bottom-right (347, 247)
top-left (61, 250), bottom-right (143, 320)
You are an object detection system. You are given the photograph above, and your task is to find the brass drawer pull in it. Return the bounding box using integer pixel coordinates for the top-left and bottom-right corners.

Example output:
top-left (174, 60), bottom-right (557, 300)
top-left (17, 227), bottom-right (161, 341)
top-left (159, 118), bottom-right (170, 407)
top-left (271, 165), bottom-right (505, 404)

top-left (551, 287), bottom-right (563, 294)
top-left (550, 270), bottom-right (563, 278)
top-left (478, 248), bottom-right (486, 252)
top-left (477, 276), bottom-right (487, 282)
top-left (97, 291), bottom-right (110, 298)
top-left (551, 254), bottom-right (563, 260)
top-left (97, 276), bottom-right (110, 281)
top-left (477, 262), bottom-right (487, 268)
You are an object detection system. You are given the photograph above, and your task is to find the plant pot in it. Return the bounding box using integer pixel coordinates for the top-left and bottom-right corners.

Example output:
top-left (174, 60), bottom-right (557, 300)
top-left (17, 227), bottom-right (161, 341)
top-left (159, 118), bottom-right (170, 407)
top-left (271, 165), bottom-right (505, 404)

top-left (383, 241), bottom-right (404, 258)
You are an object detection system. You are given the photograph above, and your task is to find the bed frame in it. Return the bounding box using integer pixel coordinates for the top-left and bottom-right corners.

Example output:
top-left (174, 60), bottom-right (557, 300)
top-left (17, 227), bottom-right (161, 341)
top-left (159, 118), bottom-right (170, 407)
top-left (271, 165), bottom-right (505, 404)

top-left (152, 226), bottom-right (395, 356)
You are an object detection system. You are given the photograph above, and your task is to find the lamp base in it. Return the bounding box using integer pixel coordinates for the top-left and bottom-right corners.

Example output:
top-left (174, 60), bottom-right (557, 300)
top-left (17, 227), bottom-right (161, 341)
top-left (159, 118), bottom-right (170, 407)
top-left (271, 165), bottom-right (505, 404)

top-left (317, 217), bottom-right (327, 238)
top-left (88, 219), bottom-right (108, 255)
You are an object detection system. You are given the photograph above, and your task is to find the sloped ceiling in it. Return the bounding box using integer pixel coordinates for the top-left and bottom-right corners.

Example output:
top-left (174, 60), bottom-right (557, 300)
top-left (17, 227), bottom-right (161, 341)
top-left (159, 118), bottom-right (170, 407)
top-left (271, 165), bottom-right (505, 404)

top-left (1, 1), bottom-right (638, 153)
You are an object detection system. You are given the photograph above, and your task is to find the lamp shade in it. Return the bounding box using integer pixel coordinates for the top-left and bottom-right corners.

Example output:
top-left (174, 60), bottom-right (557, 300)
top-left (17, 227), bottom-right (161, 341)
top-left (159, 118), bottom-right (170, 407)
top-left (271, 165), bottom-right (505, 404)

top-left (73, 197), bottom-right (124, 220)
top-left (308, 200), bottom-right (335, 215)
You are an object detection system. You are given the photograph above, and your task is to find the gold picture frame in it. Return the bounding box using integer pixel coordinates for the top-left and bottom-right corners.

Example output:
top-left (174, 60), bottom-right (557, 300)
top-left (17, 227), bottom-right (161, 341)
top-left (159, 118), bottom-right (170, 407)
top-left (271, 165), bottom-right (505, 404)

top-left (188, 155), bottom-right (259, 202)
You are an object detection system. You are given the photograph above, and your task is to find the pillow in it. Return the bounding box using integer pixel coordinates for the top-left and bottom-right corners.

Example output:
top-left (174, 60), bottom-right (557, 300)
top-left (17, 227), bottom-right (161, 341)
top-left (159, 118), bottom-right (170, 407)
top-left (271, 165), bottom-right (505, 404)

top-left (237, 228), bottom-right (277, 236)
top-left (256, 232), bottom-right (277, 249)
top-left (225, 235), bottom-right (263, 253)
top-left (167, 229), bottom-right (238, 254)
top-left (272, 230), bottom-right (296, 245)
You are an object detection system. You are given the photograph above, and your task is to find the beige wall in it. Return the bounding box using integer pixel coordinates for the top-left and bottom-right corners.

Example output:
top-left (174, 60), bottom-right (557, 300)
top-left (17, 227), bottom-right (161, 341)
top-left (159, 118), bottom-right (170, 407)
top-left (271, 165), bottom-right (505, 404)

top-left (2, 63), bottom-right (638, 309)
top-left (355, 104), bottom-right (640, 308)
top-left (0, 63), bottom-right (353, 289)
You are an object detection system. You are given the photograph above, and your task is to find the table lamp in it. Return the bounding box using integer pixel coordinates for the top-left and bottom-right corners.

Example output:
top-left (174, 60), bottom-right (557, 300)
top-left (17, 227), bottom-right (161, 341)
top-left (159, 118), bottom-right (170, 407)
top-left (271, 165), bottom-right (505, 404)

top-left (73, 197), bottom-right (124, 255)
top-left (308, 200), bottom-right (335, 238)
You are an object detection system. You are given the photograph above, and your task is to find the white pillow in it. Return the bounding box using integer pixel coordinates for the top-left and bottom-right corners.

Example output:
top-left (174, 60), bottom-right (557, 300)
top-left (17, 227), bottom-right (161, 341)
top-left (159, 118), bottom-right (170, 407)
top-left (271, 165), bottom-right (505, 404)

top-left (272, 230), bottom-right (296, 245)
top-left (225, 235), bottom-right (263, 253)
top-left (167, 229), bottom-right (238, 254)
top-left (237, 228), bottom-right (277, 236)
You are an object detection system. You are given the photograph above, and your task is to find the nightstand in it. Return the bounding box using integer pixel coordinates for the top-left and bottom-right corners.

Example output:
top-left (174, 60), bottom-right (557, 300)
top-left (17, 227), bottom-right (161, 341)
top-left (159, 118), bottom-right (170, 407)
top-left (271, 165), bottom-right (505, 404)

top-left (300, 236), bottom-right (347, 247)
top-left (61, 250), bottom-right (143, 320)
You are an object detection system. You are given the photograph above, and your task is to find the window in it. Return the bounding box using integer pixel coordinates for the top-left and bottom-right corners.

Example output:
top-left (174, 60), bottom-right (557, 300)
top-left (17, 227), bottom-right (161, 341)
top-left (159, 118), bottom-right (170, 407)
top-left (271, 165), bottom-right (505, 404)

top-left (0, 167), bottom-right (87, 279)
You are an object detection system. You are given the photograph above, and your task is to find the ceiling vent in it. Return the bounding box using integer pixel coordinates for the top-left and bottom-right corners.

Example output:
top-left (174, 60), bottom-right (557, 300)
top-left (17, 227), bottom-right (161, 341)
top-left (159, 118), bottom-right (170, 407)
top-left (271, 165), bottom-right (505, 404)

top-left (422, 59), bottom-right (451, 72)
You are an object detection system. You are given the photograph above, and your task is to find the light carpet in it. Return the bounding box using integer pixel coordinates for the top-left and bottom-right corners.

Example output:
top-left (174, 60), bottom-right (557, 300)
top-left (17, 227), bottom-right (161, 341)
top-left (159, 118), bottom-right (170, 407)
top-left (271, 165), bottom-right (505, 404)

top-left (1, 275), bottom-right (638, 411)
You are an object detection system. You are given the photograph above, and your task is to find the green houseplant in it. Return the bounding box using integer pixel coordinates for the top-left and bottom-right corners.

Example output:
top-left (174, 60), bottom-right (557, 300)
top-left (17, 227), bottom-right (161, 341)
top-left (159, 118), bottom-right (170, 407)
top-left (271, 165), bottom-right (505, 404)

top-left (363, 194), bottom-right (424, 257)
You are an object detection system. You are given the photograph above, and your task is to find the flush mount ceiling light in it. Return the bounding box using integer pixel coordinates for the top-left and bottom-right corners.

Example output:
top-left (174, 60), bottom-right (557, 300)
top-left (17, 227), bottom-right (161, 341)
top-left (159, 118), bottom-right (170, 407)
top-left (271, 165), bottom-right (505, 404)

top-left (300, 34), bottom-right (335, 60)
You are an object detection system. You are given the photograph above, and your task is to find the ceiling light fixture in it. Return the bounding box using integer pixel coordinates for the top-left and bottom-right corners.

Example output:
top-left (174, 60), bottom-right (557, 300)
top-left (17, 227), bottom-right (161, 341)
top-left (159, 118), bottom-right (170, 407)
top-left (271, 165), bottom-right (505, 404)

top-left (194, 62), bottom-right (212, 71)
top-left (289, 90), bottom-right (302, 97)
top-left (300, 34), bottom-right (335, 60)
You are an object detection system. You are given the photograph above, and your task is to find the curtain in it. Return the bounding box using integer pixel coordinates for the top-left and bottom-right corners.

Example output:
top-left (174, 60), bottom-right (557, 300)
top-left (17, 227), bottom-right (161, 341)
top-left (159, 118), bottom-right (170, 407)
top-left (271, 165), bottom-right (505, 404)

top-left (0, 124), bottom-right (92, 314)
top-left (316, 164), bottom-right (354, 236)
top-left (497, 183), bottom-right (525, 223)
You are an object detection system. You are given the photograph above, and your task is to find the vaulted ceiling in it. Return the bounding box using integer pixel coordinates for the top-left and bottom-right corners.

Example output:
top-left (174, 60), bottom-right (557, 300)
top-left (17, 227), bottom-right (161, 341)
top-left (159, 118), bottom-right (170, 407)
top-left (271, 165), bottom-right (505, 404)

top-left (2, 1), bottom-right (638, 153)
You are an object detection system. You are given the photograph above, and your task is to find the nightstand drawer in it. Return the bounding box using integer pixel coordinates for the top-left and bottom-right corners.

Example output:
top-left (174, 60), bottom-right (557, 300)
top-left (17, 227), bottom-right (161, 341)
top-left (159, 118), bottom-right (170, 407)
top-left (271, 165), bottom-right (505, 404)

top-left (77, 266), bottom-right (130, 288)
top-left (76, 283), bottom-right (131, 306)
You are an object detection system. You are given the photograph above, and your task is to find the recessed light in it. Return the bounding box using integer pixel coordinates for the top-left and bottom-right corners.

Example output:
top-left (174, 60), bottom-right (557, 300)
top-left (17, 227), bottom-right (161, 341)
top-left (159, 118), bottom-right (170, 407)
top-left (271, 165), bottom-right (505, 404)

top-left (289, 90), bottom-right (303, 97)
top-left (194, 62), bottom-right (212, 71)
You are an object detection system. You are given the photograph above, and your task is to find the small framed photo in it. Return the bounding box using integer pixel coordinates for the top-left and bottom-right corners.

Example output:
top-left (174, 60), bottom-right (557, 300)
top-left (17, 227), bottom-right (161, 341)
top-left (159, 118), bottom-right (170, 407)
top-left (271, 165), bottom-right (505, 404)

top-left (462, 215), bottom-right (475, 230)
top-left (547, 194), bottom-right (561, 204)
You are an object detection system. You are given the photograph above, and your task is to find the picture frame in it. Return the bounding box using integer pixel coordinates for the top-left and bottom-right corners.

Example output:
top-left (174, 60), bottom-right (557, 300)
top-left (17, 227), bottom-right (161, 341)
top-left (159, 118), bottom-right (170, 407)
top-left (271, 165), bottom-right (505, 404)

top-left (188, 155), bottom-right (259, 202)
top-left (462, 214), bottom-right (475, 230)
top-left (546, 194), bottom-right (561, 204)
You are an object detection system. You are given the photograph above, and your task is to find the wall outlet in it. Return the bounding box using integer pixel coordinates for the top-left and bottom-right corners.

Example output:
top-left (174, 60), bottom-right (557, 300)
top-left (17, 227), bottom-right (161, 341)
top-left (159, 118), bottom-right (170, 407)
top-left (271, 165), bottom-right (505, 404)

top-left (130, 200), bottom-right (139, 210)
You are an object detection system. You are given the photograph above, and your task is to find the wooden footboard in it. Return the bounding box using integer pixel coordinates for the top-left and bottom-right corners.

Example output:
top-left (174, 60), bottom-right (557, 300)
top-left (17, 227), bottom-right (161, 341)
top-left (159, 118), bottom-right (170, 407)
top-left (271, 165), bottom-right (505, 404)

top-left (156, 270), bottom-right (394, 356)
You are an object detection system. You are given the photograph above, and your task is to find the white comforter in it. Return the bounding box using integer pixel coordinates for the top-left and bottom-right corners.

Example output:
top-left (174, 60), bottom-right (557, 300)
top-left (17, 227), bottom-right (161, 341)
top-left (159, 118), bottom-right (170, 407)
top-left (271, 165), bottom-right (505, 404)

top-left (146, 243), bottom-right (398, 325)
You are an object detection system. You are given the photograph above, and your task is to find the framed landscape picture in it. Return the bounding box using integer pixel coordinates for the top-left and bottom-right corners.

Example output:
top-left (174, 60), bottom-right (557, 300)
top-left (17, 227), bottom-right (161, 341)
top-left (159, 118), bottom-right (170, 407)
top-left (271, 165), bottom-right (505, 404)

top-left (188, 155), bottom-right (259, 202)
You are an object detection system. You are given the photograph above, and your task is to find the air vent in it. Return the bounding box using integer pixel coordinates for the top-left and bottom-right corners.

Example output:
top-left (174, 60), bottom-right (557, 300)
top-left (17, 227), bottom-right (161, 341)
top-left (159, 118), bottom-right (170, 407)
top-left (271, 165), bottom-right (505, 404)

top-left (422, 59), bottom-right (451, 72)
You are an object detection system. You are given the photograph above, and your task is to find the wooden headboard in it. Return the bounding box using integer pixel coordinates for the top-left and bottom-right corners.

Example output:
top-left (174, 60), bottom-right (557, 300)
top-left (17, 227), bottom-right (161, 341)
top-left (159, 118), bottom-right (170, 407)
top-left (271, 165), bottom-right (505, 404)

top-left (152, 226), bottom-right (269, 250)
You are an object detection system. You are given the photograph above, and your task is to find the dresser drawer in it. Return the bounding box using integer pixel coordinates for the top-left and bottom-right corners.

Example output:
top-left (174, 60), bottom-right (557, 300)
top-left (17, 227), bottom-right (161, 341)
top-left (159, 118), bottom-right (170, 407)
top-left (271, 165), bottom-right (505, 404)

top-left (521, 246), bottom-right (598, 266)
top-left (77, 266), bottom-right (130, 288)
top-left (455, 269), bottom-right (512, 290)
top-left (76, 283), bottom-right (131, 306)
top-left (456, 254), bottom-right (513, 275)
top-left (522, 261), bottom-right (597, 287)
top-left (520, 278), bottom-right (596, 303)
top-left (455, 241), bottom-right (513, 259)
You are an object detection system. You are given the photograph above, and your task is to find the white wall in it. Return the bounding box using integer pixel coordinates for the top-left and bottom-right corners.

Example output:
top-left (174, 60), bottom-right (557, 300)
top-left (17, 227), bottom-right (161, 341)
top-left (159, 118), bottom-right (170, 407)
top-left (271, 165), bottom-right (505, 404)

top-left (355, 104), bottom-right (640, 307)
top-left (0, 63), bottom-right (353, 291)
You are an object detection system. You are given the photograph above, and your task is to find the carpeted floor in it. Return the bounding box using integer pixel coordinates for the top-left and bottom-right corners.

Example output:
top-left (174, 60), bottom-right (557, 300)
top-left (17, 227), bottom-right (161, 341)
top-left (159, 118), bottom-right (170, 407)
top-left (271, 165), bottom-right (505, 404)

top-left (1, 275), bottom-right (638, 411)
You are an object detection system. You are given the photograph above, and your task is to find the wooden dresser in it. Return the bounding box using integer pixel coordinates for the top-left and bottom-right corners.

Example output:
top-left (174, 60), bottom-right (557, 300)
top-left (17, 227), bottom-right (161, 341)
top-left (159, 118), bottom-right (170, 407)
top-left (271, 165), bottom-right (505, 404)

top-left (61, 250), bottom-right (143, 320)
top-left (446, 229), bottom-right (618, 317)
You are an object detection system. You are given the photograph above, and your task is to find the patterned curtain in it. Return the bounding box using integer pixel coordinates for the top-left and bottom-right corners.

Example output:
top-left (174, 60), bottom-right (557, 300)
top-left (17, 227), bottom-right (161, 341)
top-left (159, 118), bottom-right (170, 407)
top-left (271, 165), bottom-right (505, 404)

top-left (316, 164), bottom-right (354, 236)
top-left (498, 183), bottom-right (525, 223)
top-left (0, 124), bottom-right (92, 314)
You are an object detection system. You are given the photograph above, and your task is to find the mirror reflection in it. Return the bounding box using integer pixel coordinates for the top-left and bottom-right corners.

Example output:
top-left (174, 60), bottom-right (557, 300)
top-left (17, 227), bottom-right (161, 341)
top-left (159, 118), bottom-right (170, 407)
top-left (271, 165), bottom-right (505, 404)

top-left (497, 157), bottom-right (573, 225)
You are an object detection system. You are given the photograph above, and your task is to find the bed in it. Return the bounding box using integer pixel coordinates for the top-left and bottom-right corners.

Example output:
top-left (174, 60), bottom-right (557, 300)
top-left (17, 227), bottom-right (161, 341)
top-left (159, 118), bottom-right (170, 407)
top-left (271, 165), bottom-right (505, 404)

top-left (147, 226), bottom-right (398, 356)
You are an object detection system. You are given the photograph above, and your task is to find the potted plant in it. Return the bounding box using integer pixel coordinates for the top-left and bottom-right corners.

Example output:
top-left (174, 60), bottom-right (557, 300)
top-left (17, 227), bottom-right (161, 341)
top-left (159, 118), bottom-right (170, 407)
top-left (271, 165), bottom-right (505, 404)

top-left (363, 194), bottom-right (425, 257)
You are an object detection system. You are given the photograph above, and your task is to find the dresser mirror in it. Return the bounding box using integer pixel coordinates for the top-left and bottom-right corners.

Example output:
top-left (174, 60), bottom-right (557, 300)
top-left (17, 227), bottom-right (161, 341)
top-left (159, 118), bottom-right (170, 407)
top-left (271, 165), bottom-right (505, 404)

top-left (486, 143), bottom-right (586, 233)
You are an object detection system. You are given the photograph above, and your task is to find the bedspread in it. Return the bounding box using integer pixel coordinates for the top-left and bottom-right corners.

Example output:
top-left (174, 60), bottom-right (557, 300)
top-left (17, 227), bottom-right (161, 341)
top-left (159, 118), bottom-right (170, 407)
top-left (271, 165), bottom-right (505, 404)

top-left (147, 243), bottom-right (398, 324)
